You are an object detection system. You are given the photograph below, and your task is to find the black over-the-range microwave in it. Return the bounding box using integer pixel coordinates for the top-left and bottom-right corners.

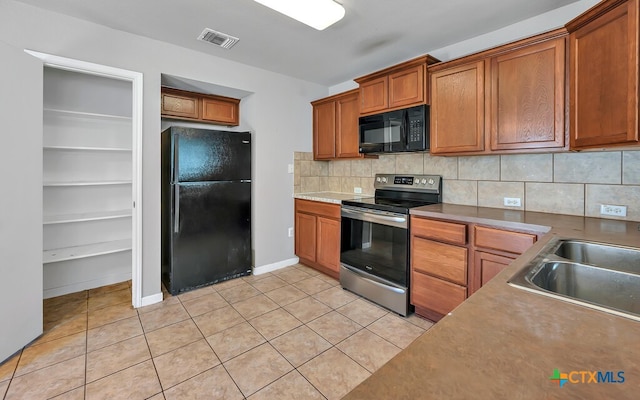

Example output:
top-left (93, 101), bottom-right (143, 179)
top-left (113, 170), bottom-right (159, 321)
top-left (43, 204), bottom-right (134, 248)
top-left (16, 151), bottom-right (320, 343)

top-left (358, 104), bottom-right (429, 154)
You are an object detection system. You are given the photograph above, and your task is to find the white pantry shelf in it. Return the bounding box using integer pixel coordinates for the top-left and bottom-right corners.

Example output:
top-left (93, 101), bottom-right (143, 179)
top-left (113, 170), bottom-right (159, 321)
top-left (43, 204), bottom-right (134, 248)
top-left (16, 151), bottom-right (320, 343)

top-left (43, 180), bottom-right (132, 187)
top-left (43, 239), bottom-right (132, 264)
top-left (43, 209), bottom-right (132, 225)
top-left (44, 108), bottom-right (132, 121)
top-left (43, 145), bottom-right (132, 152)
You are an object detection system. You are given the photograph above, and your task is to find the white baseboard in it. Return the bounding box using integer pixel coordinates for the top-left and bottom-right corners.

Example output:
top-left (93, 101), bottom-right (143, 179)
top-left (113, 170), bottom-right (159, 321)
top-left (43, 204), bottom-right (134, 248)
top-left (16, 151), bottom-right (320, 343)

top-left (43, 272), bottom-right (132, 299)
top-left (253, 257), bottom-right (299, 275)
top-left (139, 292), bottom-right (163, 308)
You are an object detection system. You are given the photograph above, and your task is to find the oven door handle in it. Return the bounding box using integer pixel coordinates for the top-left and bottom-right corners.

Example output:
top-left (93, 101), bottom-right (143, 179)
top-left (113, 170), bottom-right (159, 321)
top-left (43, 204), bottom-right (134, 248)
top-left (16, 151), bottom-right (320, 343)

top-left (341, 207), bottom-right (407, 228)
top-left (341, 264), bottom-right (406, 294)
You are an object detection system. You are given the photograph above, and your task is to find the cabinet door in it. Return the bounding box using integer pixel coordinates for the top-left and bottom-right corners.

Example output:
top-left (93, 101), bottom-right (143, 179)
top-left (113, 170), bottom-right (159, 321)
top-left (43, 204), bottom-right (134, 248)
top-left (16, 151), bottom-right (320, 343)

top-left (568, 0), bottom-right (639, 148)
top-left (389, 64), bottom-right (425, 109)
top-left (359, 76), bottom-right (388, 115)
top-left (472, 251), bottom-right (514, 294)
top-left (490, 37), bottom-right (566, 150)
top-left (295, 212), bottom-right (317, 262)
top-left (316, 217), bottom-right (340, 273)
top-left (162, 91), bottom-right (199, 119)
top-left (430, 61), bottom-right (486, 154)
top-left (313, 101), bottom-right (336, 159)
top-left (201, 97), bottom-right (239, 126)
top-left (335, 92), bottom-right (361, 158)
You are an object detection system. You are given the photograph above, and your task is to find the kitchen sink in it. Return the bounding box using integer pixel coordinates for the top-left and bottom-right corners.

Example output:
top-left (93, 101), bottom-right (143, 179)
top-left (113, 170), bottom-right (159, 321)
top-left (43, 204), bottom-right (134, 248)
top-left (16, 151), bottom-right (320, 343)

top-left (509, 239), bottom-right (640, 321)
top-left (554, 240), bottom-right (640, 274)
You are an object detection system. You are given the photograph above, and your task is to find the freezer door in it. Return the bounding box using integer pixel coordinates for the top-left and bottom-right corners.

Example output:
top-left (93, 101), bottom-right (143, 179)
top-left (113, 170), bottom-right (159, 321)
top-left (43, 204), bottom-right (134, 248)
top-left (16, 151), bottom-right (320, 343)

top-left (166, 181), bottom-right (251, 294)
top-left (172, 128), bottom-right (251, 182)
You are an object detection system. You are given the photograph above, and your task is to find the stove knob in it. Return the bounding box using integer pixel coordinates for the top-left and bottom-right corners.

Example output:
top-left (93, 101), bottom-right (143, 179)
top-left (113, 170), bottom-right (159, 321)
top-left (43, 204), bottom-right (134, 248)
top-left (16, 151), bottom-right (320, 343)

top-left (428, 178), bottom-right (435, 185)
top-left (381, 177), bottom-right (387, 183)
top-left (376, 177), bottom-right (381, 182)
top-left (414, 180), bottom-right (419, 185)
top-left (421, 179), bottom-right (427, 185)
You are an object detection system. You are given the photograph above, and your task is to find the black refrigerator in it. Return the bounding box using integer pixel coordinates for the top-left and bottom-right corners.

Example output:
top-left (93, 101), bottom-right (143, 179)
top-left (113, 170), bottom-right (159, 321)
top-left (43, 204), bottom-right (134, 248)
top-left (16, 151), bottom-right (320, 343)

top-left (161, 126), bottom-right (252, 295)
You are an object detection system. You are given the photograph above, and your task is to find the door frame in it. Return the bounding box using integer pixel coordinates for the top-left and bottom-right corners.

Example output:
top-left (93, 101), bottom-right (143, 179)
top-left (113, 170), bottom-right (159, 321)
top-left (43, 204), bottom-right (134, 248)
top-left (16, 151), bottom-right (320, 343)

top-left (26, 50), bottom-right (144, 308)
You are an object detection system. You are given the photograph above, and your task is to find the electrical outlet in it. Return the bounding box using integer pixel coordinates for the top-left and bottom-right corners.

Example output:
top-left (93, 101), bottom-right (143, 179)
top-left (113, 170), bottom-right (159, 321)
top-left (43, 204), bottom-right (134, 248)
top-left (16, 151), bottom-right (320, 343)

top-left (288, 227), bottom-right (294, 237)
top-left (504, 197), bottom-right (521, 207)
top-left (354, 187), bottom-right (362, 194)
top-left (287, 164), bottom-right (294, 174)
top-left (600, 204), bottom-right (627, 217)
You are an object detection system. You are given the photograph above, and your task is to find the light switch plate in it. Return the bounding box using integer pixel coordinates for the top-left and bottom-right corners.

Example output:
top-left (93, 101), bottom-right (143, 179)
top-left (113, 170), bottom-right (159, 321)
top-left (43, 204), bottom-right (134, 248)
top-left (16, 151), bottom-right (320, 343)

top-left (287, 164), bottom-right (294, 174)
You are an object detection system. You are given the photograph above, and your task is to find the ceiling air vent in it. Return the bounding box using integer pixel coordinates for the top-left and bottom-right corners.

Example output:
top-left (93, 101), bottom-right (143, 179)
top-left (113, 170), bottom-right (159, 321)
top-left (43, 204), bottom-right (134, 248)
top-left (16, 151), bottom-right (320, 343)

top-left (197, 28), bottom-right (239, 49)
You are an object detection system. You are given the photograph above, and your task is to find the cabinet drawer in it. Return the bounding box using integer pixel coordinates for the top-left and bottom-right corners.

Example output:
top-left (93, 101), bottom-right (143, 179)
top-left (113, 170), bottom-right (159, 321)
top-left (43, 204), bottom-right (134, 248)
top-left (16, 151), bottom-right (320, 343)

top-left (295, 199), bottom-right (340, 219)
top-left (411, 237), bottom-right (467, 285)
top-left (411, 272), bottom-right (467, 316)
top-left (411, 217), bottom-right (467, 245)
top-left (474, 226), bottom-right (536, 255)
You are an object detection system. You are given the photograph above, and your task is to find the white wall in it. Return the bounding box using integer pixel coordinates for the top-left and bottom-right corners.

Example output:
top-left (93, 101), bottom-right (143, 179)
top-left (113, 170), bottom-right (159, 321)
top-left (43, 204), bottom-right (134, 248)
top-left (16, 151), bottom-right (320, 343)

top-left (0, 41), bottom-right (43, 361)
top-left (0, 0), bottom-right (327, 300)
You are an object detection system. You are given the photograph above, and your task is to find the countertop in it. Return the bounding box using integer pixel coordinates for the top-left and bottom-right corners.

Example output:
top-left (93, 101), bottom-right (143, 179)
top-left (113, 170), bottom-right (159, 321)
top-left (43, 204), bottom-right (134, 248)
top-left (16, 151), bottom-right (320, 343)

top-left (293, 192), bottom-right (371, 205)
top-left (344, 204), bottom-right (640, 399)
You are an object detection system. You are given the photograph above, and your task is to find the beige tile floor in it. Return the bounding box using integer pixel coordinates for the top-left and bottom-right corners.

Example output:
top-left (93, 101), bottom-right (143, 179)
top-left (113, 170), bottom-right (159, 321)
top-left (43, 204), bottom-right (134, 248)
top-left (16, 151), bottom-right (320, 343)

top-left (0, 264), bottom-right (434, 400)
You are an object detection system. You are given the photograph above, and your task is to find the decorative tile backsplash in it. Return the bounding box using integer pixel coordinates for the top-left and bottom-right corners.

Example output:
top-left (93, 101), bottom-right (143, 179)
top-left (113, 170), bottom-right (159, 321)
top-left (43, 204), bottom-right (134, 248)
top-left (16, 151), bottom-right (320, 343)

top-left (294, 150), bottom-right (640, 222)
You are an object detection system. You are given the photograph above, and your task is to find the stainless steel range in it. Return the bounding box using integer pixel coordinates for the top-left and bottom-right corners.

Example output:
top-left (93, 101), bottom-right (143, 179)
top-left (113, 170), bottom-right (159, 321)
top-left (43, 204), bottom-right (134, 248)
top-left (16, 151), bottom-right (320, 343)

top-left (340, 174), bottom-right (442, 316)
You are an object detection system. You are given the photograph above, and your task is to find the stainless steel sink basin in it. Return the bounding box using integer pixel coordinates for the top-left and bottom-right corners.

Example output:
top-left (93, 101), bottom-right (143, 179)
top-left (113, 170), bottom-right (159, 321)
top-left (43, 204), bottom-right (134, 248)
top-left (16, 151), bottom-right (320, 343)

top-left (509, 238), bottom-right (640, 321)
top-left (554, 240), bottom-right (640, 274)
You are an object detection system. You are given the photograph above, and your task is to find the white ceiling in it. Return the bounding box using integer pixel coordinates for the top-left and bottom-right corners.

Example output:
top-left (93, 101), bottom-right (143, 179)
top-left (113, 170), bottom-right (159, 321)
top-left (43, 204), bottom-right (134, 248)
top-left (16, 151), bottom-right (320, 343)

top-left (15, 0), bottom-right (582, 86)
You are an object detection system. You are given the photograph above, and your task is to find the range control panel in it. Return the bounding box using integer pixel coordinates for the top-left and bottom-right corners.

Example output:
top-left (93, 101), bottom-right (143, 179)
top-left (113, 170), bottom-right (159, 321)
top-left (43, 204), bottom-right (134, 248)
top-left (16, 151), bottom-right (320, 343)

top-left (374, 174), bottom-right (441, 193)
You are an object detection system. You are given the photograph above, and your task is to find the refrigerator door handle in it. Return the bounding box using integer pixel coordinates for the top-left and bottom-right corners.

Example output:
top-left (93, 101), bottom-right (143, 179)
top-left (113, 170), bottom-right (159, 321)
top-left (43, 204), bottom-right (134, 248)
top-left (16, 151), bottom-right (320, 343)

top-left (172, 135), bottom-right (179, 183)
top-left (174, 185), bottom-right (180, 233)
top-left (242, 140), bottom-right (250, 144)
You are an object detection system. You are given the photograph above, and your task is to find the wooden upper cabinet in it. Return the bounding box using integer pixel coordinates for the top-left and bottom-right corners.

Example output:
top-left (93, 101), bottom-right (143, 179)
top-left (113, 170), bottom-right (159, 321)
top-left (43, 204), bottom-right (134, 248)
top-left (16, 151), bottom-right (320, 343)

top-left (161, 88), bottom-right (200, 119)
top-left (335, 91), bottom-right (361, 158)
top-left (389, 64), bottom-right (426, 109)
top-left (161, 87), bottom-right (240, 126)
top-left (312, 89), bottom-right (363, 160)
top-left (201, 96), bottom-right (240, 125)
top-left (490, 37), bottom-right (566, 151)
top-left (359, 76), bottom-right (388, 115)
top-left (430, 60), bottom-right (486, 154)
top-left (355, 55), bottom-right (439, 116)
top-left (429, 29), bottom-right (568, 156)
top-left (566, 0), bottom-right (639, 149)
top-left (313, 100), bottom-right (336, 159)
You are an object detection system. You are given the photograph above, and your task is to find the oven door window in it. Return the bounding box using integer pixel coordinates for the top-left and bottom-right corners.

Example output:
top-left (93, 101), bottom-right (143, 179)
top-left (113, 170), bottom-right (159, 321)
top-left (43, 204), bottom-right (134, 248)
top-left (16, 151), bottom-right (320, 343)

top-left (340, 217), bottom-right (408, 286)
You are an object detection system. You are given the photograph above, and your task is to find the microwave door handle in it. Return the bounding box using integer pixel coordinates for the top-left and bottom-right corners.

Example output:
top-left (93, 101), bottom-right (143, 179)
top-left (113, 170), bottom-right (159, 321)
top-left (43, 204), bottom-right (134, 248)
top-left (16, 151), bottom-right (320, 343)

top-left (401, 110), bottom-right (409, 150)
top-left (383, 117), bottom-right (391, 151)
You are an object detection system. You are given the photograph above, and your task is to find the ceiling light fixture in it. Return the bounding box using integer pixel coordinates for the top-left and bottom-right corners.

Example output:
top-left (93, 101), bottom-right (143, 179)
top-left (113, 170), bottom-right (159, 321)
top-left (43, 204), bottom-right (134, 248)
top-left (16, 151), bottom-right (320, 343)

top-left (254, 0), bottom-right (345, 30)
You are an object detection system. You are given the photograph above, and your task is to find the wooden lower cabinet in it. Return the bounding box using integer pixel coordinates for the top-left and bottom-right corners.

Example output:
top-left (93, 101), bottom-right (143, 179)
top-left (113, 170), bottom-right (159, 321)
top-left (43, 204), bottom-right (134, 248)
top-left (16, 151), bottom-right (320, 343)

top-left (471, 251), bottom-right (514, 295)
top-left (316, 217), bottom-right (340, 273)
top-left (294, 199), bottom-right (340, 278)
top-left (410, 216), bottom-right (469, 321)
top-left (295, 212), bottom-right (317, 262)
top-left (410, 215), bottom-right (541, 320)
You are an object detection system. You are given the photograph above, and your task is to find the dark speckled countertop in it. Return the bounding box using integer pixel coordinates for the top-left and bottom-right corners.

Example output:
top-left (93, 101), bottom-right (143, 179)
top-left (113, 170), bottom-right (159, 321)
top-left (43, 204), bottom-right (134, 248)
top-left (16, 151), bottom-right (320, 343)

top-left (343, 204), bottom-right (640, 399)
